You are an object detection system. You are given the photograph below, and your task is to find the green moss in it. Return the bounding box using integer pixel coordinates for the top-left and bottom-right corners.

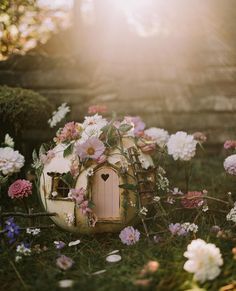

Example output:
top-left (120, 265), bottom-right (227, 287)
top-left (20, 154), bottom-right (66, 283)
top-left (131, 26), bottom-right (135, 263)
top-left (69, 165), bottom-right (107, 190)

top-left (0, 85), bottom-right (53, 137)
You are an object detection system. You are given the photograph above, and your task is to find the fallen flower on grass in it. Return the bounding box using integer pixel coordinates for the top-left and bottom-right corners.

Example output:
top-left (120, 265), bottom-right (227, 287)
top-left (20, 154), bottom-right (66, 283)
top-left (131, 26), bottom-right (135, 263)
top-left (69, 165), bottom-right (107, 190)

top-left (92, 269), bottom-right (107, 276)
top-left (56, 255), bottom-right (74, 271)
top-left (140, 261), bottom-right (160, 276)
top-left (54, 241), bottom-right (66, 250)
top-left (106, 254), bottom-right (122, 263)
top-left (68, 240), bottom-right (81, 247)
top-left (58, 279), bottom-right (74, 288)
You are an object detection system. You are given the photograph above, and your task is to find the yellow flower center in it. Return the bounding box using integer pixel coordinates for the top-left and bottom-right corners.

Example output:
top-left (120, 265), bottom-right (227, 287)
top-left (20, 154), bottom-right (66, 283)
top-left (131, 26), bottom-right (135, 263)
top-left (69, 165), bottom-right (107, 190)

top-left (87, 147), bottom-right (95, 155)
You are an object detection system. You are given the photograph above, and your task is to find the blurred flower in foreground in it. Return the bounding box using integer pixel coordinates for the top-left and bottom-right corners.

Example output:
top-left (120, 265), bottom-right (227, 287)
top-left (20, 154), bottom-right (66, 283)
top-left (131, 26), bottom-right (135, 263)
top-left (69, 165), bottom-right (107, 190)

top-left (58, 279), bottom-right (74, 288)
top-left (183, 239), bottom-right (223, 283)
top-left (224, 140), bottom-right (236, 150)
top-left (140, 261), bottom-right (160, 276)
top-left (56, 255), bottom-right (74, 271)
top-left (119, 226), bottom-right (140, 245)
top-left (54, 241), bottom-right (66, 250)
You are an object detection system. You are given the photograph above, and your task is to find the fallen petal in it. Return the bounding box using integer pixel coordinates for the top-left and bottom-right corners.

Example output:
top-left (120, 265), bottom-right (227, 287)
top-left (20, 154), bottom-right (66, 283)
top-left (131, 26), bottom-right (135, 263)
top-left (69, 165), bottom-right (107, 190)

top-left (68, 240), bottom-right (81, 247)
top-left (92, 269), bottom-right (107, 275)
top-left (107, 250), bottom-right (119, 255)
top-left (106, 254), bottom-right (122, 263)
top-left (58, 279), bottom-right (74, 288)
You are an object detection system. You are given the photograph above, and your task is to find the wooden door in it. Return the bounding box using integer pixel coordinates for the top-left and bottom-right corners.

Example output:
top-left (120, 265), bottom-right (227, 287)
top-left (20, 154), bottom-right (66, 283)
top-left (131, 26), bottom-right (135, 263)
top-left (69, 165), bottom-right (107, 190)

top-left (92, 167), bottom-right (120, 220)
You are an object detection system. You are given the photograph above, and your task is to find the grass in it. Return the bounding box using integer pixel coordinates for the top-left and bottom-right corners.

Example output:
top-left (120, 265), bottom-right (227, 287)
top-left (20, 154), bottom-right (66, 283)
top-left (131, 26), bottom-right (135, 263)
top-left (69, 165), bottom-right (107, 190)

top-left (0, 148), bottom-right (236, 291)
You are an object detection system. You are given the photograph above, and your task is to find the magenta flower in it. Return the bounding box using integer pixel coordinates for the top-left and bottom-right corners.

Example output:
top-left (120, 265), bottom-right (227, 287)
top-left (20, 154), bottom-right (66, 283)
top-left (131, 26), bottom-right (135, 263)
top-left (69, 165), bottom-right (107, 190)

top-left (119, 226), bottom-right (140, 245)
top-left (8, 179), bottom-right (32, 199)
top-left (76, 137), bottom-right (105, 160)
top-left (181, 191), bottom-right (204, 209)
top-left (56, 255), bottom-right (74, 270)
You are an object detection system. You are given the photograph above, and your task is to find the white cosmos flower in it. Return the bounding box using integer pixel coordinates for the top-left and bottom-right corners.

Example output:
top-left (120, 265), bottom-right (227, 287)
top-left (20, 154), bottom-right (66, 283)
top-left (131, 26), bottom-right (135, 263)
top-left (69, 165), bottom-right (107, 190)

top-left (224, 154), bottom-right (236, 175)
top-left (48, 103), bottom-right (70, 128)
top-left (82, 114), bottom-right (108, 131)
top-left (4, 134), bottom-right (14, 148)
top-left (0, 147), bottom-right (25, 175)
top-left (167, 131), bottom-right (197, 161)
top-left (183, 239), bottom-right (223, 283)
top-left (79, 124), bottom-right (103, 143)
top-left (144, 127), bottom-right (169, 148)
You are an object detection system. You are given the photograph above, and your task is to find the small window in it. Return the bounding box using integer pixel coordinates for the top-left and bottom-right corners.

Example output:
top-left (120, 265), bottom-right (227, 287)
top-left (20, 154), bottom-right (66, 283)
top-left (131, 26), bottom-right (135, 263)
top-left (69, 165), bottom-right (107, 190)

top-left (47, 172), bottom-right (70, 199)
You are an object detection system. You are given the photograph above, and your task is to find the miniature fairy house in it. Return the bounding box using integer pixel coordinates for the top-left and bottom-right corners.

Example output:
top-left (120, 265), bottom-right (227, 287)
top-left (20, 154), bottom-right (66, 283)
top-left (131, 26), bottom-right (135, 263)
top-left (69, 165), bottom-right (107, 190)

top-left (39, 114), bottom-right (157, 234)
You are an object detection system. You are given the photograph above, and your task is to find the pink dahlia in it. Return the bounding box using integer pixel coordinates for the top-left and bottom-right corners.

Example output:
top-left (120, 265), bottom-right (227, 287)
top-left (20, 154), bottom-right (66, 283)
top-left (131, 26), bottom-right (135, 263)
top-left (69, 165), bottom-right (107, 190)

top-left (119, 226), bottom-right (140, 245)
top-left (224, 140), bottom-right (236, 150)
top-left (181, 191), bottom-right (204, 209)
top-left (76, 137), bottom-right (105, 160)
top-left (55, 122), bottom-right (82, 143)
top-left (88, 105), bottom-right (107, 114)
top-left (8, 179), bottom-right (32, 199)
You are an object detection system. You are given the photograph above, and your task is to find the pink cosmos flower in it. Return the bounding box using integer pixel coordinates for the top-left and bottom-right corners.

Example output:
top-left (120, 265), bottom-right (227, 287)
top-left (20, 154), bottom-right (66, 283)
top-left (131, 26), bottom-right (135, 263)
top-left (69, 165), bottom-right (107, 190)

top-left (124, 116), bottom-right (145, 136)
top-left (76, 137), bottom-right (105, 160)
top-left (68, 188), bottom-right (86, 204)
top-left (8, 179), bottom-right (32, 199)
top-left (224, 140), bottom-right (236, 150)
top-left (181, 191), bottom-right (204, 209)
top-left (55, 122), bottom-right (82, 143)
top-left (119, 226), bottom-right (140, 245)
top-left (88, 105), bottom-right (107, 114)
top-left (40, 150), bottom-right (55, 165)
top-left (56, 255), bottom-right (74, 270)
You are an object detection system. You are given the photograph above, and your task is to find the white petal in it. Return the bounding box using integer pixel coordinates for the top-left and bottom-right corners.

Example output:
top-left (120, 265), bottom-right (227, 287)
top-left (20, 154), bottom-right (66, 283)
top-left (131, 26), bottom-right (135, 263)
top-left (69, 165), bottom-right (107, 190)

top-left (92, 269), bottom-right (107, 275)
top-left (107, 250), bottom-right (120, 255)
top-left (106, 254), bottom-right (122, 263)
top-left (68, 240), bottom-right (81, 247)
top-left (58, 279), bottom-right (74, 288)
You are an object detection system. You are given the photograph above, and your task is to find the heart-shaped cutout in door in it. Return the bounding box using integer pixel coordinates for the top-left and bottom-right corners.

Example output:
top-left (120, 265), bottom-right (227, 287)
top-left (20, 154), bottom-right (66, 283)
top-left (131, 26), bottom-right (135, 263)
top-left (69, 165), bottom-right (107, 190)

top-left (101, 174), bottom-right (109, 181)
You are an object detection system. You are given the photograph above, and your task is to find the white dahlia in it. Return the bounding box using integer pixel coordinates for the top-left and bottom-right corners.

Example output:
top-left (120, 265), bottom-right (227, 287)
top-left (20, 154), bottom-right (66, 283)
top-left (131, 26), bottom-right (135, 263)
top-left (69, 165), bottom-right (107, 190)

top-left (144, 127), bottom-right (169, 148)
top-left (0, 147), bottom-right (25, 175)
top-left (224, 154), bottom-right (236, 175)
top-left (82, 114), bottom-right (108, 131)
top-left (184, 239), bottom-right (223, 283)
top-left (167, 131), bottom-right (197, 161)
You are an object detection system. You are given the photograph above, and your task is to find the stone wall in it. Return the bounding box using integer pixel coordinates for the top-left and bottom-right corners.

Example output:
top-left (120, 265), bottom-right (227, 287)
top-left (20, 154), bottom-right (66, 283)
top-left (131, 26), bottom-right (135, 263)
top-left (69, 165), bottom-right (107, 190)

top-left (1, 50), bottom-right (236, 145)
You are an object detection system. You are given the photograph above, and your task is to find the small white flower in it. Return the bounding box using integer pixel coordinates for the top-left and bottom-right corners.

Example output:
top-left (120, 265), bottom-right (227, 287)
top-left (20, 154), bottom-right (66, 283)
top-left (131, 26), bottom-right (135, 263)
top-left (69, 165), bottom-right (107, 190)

top-left (4, 134), bottom-right (14, 148)
top-left (224, 154), bottom-right (236, 175)
top-left (15, 255), bottom-right (22, 263)
top-left (64, 213), bottom-right (74, 226)
top-left (144, 127), bottom-right (169, 148)
top-left (16, 243), bottom-right (31, 256)
top-left (226, 206), bottom-right (236, 223)
top-left (139, 207), bottom-right (148, 216)
top-left (58, 279), bottom-right (74, 288)
top-left (68, 239), bottom-right (81, 247)
top-left (167, 131), bottom-right (197, 161)
top-left (182, 222), bottom-right (198, 233)
top-left (51, 191), bottom-right (58, 197)
top-left (86, 167), bottom-right (94, 177)
top-left (184, 239), bottom-right (223, 283)
top-left (171, 188), bottom-right (183, 195)
top-left (106, 254), bottom-right (122, 263)
top-left (202, 205), bottom-right (209, 212)
top-left (0, 147), bottom-right (24, 176)
top-left (130, 201), bottom-right (136, 207)
top-left (138, 151), bottom-right (154, 169)
top-left (153, 196), bottom-right (161, 202)
top-left (227, 192), bottom-right (232, 196)
top-left (48, 103), bottom-right (70, 128)
top-left (26, 228), bottom-right (41, 236)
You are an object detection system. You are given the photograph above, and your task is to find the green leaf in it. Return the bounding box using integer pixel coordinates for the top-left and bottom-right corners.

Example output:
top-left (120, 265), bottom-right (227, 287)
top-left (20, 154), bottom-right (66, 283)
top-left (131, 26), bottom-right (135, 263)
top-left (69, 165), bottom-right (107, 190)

top-left (119, 183), bottom-right (137, 190)
top-left (119, 124), bottom-right (133, 132)
top-left (63, 143), bottom-right (73, 158)
top-left (60, 172), bottom-right (74, 188)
